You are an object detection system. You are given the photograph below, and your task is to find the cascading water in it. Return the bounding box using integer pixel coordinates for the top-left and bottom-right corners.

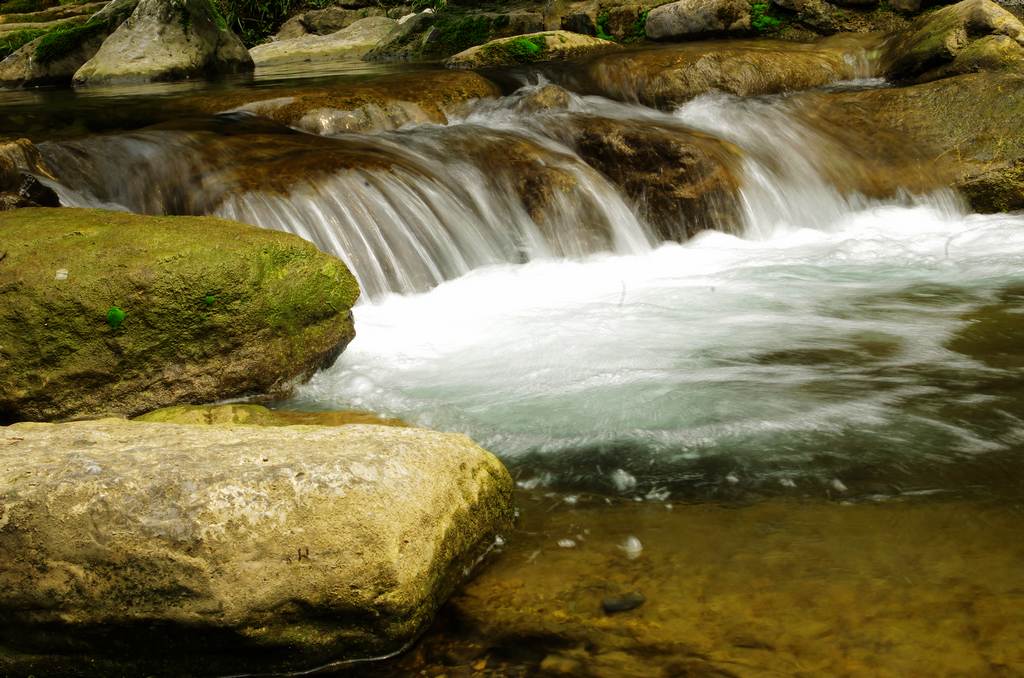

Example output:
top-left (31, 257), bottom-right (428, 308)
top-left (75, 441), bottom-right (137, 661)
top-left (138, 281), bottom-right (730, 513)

top-left (39, 79), bottom-right (1024, 502)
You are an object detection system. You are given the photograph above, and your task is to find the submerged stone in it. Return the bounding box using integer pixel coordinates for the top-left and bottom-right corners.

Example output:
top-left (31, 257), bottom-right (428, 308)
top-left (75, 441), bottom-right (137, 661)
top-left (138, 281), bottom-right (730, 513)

top-left (0, 208), bottom-right (359, 422)
top-left (0, 419), bottom-right (514, 676)
top-left (601, 592), bottom-right (646, 614)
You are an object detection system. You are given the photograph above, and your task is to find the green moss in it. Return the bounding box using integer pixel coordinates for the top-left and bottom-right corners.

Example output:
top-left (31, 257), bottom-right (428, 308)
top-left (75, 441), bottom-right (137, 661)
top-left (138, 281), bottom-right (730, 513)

top-left (500, 35), bottom-right (544, 63)
top-left (630, 8), bottom-right (649, 41)
top-left (0, 0), bottom-right (55, 14)
top-left (750, 1), bottom-right (782, 32)
top-left (433, 13), bottom-right (493, 54)
top-left (0, 26), bottom-right (46, 59)
top-left (595, 10), bottom-right (613, 41)
top-left (33, 18), bottom-right (105, 64)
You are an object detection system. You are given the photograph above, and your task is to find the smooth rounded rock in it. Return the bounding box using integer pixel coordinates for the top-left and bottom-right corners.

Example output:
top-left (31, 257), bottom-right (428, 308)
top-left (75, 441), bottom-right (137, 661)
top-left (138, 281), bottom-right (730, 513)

top-left (0, 419), bottom-right (514, 675)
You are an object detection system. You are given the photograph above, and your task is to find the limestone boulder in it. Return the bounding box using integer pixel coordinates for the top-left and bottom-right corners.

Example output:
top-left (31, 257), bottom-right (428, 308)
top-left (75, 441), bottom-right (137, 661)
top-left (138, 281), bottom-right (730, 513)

top-left (73, 0), bottom-right (252, 85)
top-left (0, 208), bottom-right (359, 422)
top-left (0, 419), bottom-right (514, 675)
top-left (250, 15), bottom-right (397, 66)
top-left (645, 0), bottom-right (751, 40)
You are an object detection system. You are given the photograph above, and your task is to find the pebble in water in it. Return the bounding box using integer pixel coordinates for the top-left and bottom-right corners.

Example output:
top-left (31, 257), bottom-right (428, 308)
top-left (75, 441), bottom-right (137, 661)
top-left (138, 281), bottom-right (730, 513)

top-left (618, 536), bottom-right (643, 559)
top-left (610, 469), bottom-right (637, 492)
top-left (601, 592), bottom-right (646, 614)
top-left (557, 538), bottom-right (577, 549)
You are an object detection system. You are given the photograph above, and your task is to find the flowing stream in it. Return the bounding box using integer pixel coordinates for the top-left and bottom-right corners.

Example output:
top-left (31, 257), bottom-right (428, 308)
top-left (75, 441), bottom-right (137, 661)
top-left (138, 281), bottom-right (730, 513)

top-left (40, 77), bottom-right (1024, 503)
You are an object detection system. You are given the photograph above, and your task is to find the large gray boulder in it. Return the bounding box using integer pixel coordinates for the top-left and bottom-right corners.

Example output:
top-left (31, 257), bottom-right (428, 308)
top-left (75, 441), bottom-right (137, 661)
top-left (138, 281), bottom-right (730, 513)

top-left (73, 0), bottom-right (252, 85)
top-left (0, 419), bottom-right (515, 676)
top-left (645, 0), bottom-right (751, 40)
top-left (0, 208), bottom-right (359, 423)
top-left (250, 15), bottom-right (396, 66)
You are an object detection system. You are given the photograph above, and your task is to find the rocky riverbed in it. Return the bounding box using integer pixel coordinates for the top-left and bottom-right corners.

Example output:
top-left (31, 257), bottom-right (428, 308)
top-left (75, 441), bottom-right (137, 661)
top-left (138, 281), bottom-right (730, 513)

top-left (2, 0), bottom-right (1024, 674)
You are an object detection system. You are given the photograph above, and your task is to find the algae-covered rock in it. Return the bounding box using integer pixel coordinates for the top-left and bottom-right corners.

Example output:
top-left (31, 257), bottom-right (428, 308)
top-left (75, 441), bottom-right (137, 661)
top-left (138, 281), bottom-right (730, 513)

top-left (881, 0), bottom-right (1024, 82)
top-left (0, 208), bottom-right (359, 422)
top-left (446, 30), bottom-right (619, 69)
top-left (0, 419), bottom-right (514, 675)
top-left (136, 403), bottom-right (408, 427)
top-left (249, 15), bottom-right (396, 66)
top-left (73, 0), bottom-right (252, 85)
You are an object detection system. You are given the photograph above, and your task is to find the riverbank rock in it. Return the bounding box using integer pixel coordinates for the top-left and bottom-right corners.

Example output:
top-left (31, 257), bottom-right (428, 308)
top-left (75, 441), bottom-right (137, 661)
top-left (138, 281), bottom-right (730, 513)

top-left (365, 9), bottom-right (546, 62)
top-left (72, 0), bottom-right (252, 85)
top-left (0, 419), bottom-right (514, 675)
top-left (796, 71), bottom-right (1024, 212)
top-left (585, 34), bottom-right (880, 107)
top-left (0, 208), bottom-right (359, 423)
top-left (0, 0), bottom-right (138, 88)
top-left (881, 0), bottom-right (1024, 82)
top-left (0, 138), bottom-right (58, 208)
top-left (645, 0), bottom-right (750, 39)
top-left (274, 5), bottom-right (387, 40)
top-left (250, 15), bottom-right (396, 66)
top-left (446, 31), bottom-right (619, 69)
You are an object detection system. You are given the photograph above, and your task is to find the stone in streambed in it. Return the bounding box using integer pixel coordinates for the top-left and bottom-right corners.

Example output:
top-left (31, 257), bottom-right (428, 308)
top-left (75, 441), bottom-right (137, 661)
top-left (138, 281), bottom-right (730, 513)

top-left (645, 0), bottom-right (751, 40)
top-left (0, 419), bottom-right (514, 676)
top-left (0, 208), bottom-right (359, 422)
top-left (0, 138), bottom-right (58, 209)
top-left (601, 592), bottom-right (646, 614)
top-left (73, 0), bottom-right (252, 85)
top-left (445, 31), bottom-right (619, 69)
top-left (584, 34), bottom-right (883, 107)
top-left (249, 16), bottom-right (397, 66)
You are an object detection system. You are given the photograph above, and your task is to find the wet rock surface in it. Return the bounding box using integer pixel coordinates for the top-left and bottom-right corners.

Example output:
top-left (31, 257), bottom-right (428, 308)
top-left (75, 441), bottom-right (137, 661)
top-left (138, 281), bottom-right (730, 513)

top-left (0, 419), bottom-right (514, 676)
top-left (446, 30), bottom-right (620, 69)
top-left (250, 15), bottom-right (397, 66)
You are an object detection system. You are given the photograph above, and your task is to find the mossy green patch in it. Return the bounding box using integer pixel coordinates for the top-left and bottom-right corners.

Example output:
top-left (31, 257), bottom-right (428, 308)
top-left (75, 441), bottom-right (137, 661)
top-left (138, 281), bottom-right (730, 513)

top-left (33, 18), bottom-right (105, 64)
top-left (0, 26), bottom-right (46, 59)
top-left (105, 306), bottom-right (126, 329)
top-left (498, 35), bottom-right (544, 63)
top-left (432, 13), bottom-right (492, 54)
top-left (0, 0), bottom-right (55, 14)
top-left (595, 10), bottom-right (613, 41)
top-left (750, 1), bottom-right (782, 32)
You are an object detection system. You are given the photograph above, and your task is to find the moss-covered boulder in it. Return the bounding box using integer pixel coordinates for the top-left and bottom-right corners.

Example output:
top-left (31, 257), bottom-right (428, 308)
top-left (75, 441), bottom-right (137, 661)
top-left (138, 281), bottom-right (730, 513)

top-left (645, 0), bottom-right (750, 40)
top-left (73, 0), bottom-right (252, 85)
top-left (881, 0), bottom-right (1024, 82)
top-left (445, 30), bottom-right (620, 69)
top-left (0, 419), bottom-right (514, 676)
top-left (0, 208), bottom-right (359, 423)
